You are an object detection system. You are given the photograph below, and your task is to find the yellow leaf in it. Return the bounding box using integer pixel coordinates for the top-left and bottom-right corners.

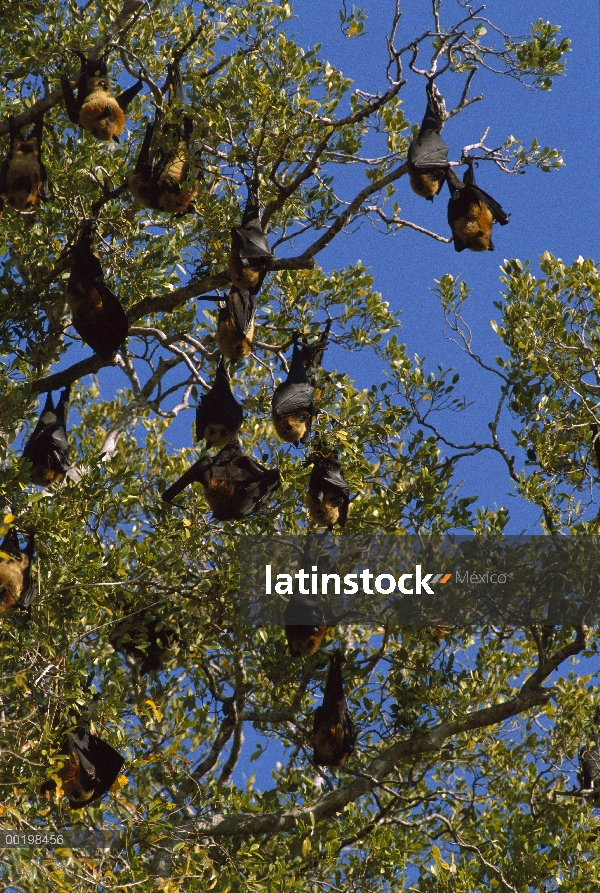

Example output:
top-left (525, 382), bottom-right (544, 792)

top-left (301, 837), bottom-right (311, 857)
top-left (145, 699), bottom-right (162, 722)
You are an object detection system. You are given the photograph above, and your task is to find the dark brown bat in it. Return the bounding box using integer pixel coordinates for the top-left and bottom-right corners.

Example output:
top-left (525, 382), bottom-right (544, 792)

top-left (217, 288), bottom-right (255, 362)
top-left (128, 60), bottom-right (200, 214)
top-left (284, 589), bottom-right (331, 657)
top-left (61, 50), bottom-right (142, 142)
top-left (579, 707), bottom-right (600, 805)
top-left (22, 387), bottom-right (70, 486)
top-left (407, 80), bottom-right (449, 201)
top-left (272, 322), bottom-right (331, 445)
top-left (0, 116), bottom-right (51, 213)
top-left (109, 605), bottom-right (180, 675)
top-left (306, 449), bottom-right (351, 529)
top-left (196, 356), bottom-right (244, 448)
top-left (446, 158), bottom-right (510, 252)
top-left (40, 727), bottom-right (125, 809)
top-left (0, 528), bottom-right (35, 613)
top-left (66, 222), bottom-right (128, 357)
top-left (162, 439), bottom-right (280, 521)
top-left (228, 181), bottom-right (272, 294)
top-left (313, 652), bottom-right (356, 767)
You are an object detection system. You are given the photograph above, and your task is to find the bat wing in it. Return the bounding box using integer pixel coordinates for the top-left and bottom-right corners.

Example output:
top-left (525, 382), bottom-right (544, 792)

top-left (472, 184), bottom-right (510, 225)
top-left (0, 155), bottom-right (9, 193)
top-left (38, 161), bottom-right (52, 202)
top-left (408, 128), bottom-right (449, 170)
top-left (71, 283), bottom-right (128, 358)
top-left (272, 381), bottom-right (315, 416)
top-left (231, 220), bottom-right (272, 262)
top-left (196, 359), bottom-right (244, 438)
top-left (61, 76), bottom-right (81, 125)
top-left (228, 289), bottom-right (256, 336)
top-left (232, 468), bottom-right (280, 518)
top-left (161, 455), bottom-right (212, 502)
top-left (116, 78), bottom-right (143, 112)
top-left (284, 591), bottom-right (326, 627)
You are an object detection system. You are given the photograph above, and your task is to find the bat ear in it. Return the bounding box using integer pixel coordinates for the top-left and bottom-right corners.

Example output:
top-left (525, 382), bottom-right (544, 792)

top-left (112, 135), bottom-right (120, 143)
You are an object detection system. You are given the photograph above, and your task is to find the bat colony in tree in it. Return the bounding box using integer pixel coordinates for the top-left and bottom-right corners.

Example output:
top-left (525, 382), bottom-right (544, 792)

top-left (3, 37), bottom-right (547, 809)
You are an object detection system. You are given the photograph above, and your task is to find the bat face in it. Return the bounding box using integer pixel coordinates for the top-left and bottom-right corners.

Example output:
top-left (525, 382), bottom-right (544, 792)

top-left (409, 169), bottom-right (445, 200)
top-left (228, 253), bottom-right (269, 291)
top-left (285, 623), bottom-right (330, 657)
top-left (79, 92), bottom-right (126, 141)
top-left (306, 490), bottom-right (344, 528)
top-left (217, 315), bottom-right (254, 362)
top-left (273, 410), bottom-right (311, 443)
top-left (451, 196), bottom-right (494, 252)
top-left (30, 464), bottom-right (64, 487)
top-left (204, 423), bottom-right (239, 449)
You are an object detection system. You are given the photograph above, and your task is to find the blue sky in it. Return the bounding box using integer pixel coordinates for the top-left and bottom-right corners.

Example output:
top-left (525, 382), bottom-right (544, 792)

top-left (286, 0), bottom-right (599, 533)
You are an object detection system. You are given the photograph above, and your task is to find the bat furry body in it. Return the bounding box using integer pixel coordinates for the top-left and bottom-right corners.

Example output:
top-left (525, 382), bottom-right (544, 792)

top-left (313, 653), bottom-right (356, 766)
top-left (0, 529), bottom-right (35, 613)
top-left (40, 727), bottom-right (124, 808)
top-left (272, 323), bottom-right (331, 445)
top-left (61, 50), bottom-right (142, 142)
top-left (228, 182), bottom-right (271, 293)
top-left (579, 708), bottom-right (600, 804)
top-left (217, 288), bottom-right (256, 362)
top-left (0, 117), bottom-right (51, 213)
top-left (128, 61), bottom-right (199, 214)
top-left (196, 356), bottom-right (244, 448)
top-left (306, 450), bottom-right (350, 529)
top-left (66, 224), bottom-right (128, 357)
top-left (162, 439), bottom-right (280, 521)
top-left (446, 159), bottom-right (510, 252)
top-left (407, 81), bottom-right (449, 201)
top-left (23, 387), bottom-right (70, 486)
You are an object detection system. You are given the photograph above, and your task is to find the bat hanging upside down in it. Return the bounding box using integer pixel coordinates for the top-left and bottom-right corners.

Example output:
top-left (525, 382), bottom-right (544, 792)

top-left (227, 180), bottom-right (272, 294)
top-left (306, 448), bottom-right (351, 529)
top-left (40, 727), bottom-right (125, 809)
top-left (61, 49), bottom-right (142, 142)
top-left (407, 79), bottom-right (449, 201)
top-left (196, 356), bottom-right (244, 448)
top-left (313, 652), bottom-right (356, 767)
top-left (0, 528), bottom-right (35, 613)
top-left (162, 439), bottom-right (280, 521)
top-left (0, 116), bottom-right (51, 213)
top-left (272, 321), bottom-right (331, 445)
top-left (128, 60), bottom-right (200, 214)
top-left (284, 588), bottom-right (331, 657)
top-left (66, 221), bottom-right (129, 357)
top-left (446, 158), bottom-right (510, 252)
top-left (216, 288), bottom-right (256, 362)
top-left (23, 387), bottom-right (71, 486)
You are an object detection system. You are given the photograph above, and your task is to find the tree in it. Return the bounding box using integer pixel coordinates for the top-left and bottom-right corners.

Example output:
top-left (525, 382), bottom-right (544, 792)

top-left (1, 2), bottom-right (596, 891)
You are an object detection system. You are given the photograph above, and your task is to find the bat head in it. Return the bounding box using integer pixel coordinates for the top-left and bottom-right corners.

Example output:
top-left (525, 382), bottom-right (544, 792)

top-left (204, 423), bottom-right (239, 449)
top-left (273, 410), bottom-right (312, 444)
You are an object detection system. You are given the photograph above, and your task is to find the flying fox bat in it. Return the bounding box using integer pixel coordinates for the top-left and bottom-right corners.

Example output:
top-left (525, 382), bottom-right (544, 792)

top-left (162, 439), bottom-right (280, 521)
top-left (196, 356), bottom-right (244, 448)
top-left (217, 288), bottom-right (255, 362)
top-left (228, 181), bottom-right (272, 294)
top-left (0, 116), bottom-right (51, 213)
top-left (446, 158), bottom-right (510, 252)
top-left (61, 50), bottom-right (142, 142)
top-left (109, 605), bottom-right (180, 674)
top-left (313, 652), bottom-right (356, 767)
top-left (40, 727), bottom-right (125, 809)
top-left (0, 529), bottom-right (35, 613)
top-left (23, 387), bottom-right (70, 486)
top-left (306, 450), bottom-right (350, 529)
top-left (407, 80), bottom-right (449, 200)
top-left (128, 60), bottom-right (200, 214)
top-left (285, 589), bottom-right (331, 657)
top-left (578, 707), bottom-right (600, 805)
top-left (66, 222), bottom-right (128, 357)
top-left (272, 322), bottom-right (331, 445)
